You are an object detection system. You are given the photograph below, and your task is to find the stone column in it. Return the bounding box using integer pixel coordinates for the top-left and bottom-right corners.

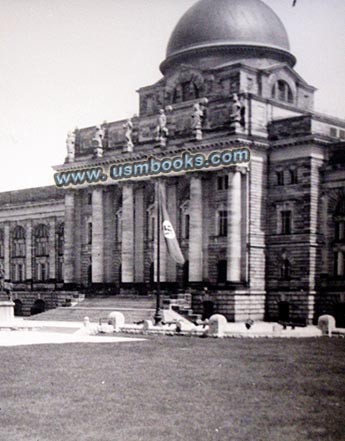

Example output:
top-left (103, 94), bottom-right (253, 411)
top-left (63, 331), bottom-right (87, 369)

top-left (134, 186), bottom-right (145, 283)
top-left (4, 223), bottom-right (10, 280)
top-left (25, 221), bottom-right (32, 281)
top-left (64, 191), bottom-right (75, 284)
top-left (48, 218), bottom-right (56, 280)
top-left (121, 184), bottom-right (134, 283)
top-left (92, 187), bottom-right (104, 284)
top-left (227, 169), bottom-right (242, 282)
top-left (189, 175), bottom-right (203, 282)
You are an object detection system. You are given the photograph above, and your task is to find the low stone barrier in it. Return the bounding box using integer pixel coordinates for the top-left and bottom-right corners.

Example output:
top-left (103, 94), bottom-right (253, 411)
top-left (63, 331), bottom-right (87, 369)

top-left (318, 315), bottom-right (336, 336)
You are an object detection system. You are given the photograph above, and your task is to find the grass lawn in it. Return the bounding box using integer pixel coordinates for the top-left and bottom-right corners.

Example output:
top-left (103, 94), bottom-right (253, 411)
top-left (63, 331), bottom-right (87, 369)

top-left (0, 336), bottom-right (344, 441)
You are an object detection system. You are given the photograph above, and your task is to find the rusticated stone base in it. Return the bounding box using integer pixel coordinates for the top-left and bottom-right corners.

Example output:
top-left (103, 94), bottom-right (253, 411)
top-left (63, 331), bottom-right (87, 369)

top-left (192, 290), bottom-right (266, 322)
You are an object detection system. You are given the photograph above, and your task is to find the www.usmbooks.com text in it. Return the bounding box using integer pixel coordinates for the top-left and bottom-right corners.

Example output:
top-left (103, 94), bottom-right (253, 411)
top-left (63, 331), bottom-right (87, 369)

top-left (54, 148), bottom-right (250, 188)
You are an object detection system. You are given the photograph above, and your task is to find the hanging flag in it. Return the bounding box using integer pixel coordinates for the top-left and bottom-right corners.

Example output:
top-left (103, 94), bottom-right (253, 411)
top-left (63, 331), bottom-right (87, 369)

top-left (158, 182), bottom-right (185, 265)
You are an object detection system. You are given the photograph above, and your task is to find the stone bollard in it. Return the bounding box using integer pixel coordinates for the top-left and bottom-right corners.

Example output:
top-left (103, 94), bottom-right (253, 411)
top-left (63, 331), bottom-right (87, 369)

top-left (207, 314), bottom-right (227, 338)
top-left (318, 315), bottom-right (336, 337)
top-left (107, 311), bottom-right (125, 332)
top-left (143, 320), bottom-right (153, 331)
top-left (83, 316), bottom-right (90, 327)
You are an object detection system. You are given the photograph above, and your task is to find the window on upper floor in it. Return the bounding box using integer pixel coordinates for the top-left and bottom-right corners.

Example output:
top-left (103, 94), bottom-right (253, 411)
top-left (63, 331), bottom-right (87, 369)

top-left (334, 251), bottom-right (345, 277)
top-left (217, 175), bottom-right (229, 190)
top-left (271, 80), bottom-right (293, 104)
top-left (218, 210), bottom-right (228, 237)
top-left (335, 221), bottom-right (345, 241)
top-left (281, 210), bottom-right (292, 235)
top-left (276, 170), bottom-right (284, 186)
top-left (280, 258), bottom-right (291, 280)
top-left (335, 198), bottom-right (345, 242)
top-left (12, 226), bottom-right (26, 258)
top-left (34, 224), bottom-right (49, 257)
top-left (87, 222), bottom-right (92, 245)
top-left (180, 200), bottom-right (190, 240)
top-left (289, 169), bottom-right (298, 184)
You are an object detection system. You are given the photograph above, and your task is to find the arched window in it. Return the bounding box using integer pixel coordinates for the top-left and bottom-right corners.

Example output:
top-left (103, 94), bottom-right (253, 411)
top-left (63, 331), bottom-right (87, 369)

top-left (116, 208), bottom-right (123, 243)
top-left (34, 224), bottom-right (49, 257)
top-left (271, 80), bottom-right (293, 104)
top-left (12, 226), bottom-right (26, 258)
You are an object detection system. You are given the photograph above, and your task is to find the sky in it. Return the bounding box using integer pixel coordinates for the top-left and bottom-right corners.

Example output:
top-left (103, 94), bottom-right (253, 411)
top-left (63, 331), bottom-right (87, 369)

top-left (0, 0), bottom-right (344, 191)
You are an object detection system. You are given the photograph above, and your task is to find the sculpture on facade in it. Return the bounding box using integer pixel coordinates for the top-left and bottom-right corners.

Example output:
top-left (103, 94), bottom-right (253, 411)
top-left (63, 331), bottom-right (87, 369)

top-left (123, 118), bottom-right (134, 152)
top-left (155, 109), bottom-right (169, 147)
top-left (191, 103), bottom-right (204, 140)
top-left (191, 98), bottom-right (208, 140)
top-left (93, 125), bottom-right (104, 157)
top-left (230, 93), bottom-right (245, 131)
top-left (65, 130), bottom-right (76, 163)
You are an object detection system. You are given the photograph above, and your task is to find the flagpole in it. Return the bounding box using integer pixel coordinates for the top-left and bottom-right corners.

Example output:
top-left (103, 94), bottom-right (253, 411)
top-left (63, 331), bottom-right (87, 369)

top-left (154, 180), bottom-right (163, 325)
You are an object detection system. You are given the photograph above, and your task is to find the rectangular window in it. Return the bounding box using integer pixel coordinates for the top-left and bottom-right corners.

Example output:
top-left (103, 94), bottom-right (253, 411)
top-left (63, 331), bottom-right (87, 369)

top-left (88, 222), bottom-right (92, 245)
top-left (281, 210), bottom-right (292, 235)
top-left (336, 222), bottom-right (345, 241)
top-left (88, 193), bottom-right (92, 205)
top-left (289, 169), bottom-right (298, 184)
top-left (18, 264), bottom-right (24, 282)
top-left (217, 176), bottom-right (229, 190)
top-left (218, 211), bottom-right (228, 237)
top-left (335, 251), bottom-right (345, 277)
top-left (276, 171), bottom-right (284, 186)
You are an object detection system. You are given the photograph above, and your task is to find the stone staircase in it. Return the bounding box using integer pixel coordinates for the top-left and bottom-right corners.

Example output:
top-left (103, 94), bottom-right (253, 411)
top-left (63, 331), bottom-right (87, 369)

top-left (29, 295), bottom-right (156, 324)
top-left (162, 292), bottom-right (202, 324)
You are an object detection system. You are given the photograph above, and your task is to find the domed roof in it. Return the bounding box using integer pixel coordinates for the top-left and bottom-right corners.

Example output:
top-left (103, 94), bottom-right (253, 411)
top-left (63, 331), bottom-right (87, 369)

top-left (161, 0), bottom-right (295, 74)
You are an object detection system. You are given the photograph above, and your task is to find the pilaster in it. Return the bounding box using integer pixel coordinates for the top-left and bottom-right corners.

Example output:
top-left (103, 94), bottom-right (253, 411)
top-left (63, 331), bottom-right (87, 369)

top-left (92, 187), bottom-right (104, 283)
top-left (64, 191), bottom-right (75, 283)
top-left (227, 169), bottom-right (242, 282)
top-left (189, 175), bottom-right (203, 282)
top-left (134, 186), bottom-right (145, 283)
top-left (121, 184), bottom-right (134, 283)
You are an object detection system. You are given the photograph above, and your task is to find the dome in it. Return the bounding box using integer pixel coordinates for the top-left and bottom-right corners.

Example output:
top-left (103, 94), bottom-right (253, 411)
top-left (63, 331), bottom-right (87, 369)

top-left (160, 0), bottom-right (295, 74)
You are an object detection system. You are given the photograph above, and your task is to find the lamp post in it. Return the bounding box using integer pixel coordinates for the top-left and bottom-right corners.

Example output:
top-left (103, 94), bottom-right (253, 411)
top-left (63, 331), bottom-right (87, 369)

top-left (154, 181), bottom-right (163, 325)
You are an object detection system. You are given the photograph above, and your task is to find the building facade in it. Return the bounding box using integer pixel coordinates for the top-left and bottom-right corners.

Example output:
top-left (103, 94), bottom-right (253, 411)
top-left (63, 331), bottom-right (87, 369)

top-left (1, 0), bottom-right (345, 324)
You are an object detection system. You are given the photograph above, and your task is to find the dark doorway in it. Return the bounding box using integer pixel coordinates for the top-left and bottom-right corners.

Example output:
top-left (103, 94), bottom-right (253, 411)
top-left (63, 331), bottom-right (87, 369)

top-left (30, 299), bottom-right (45, 316)
top-left (14, 299), bottom-right (23, 316)
top-left (217, 260), bottom-right (227, 284)
top-left (278, 301), bottom-right (290, 322)
top-left (203, 301), bottom-right (214, 320)
top-left (334, 302), bottom-right (345, 328)
top-left (182, 260), bottom-right (189, 288)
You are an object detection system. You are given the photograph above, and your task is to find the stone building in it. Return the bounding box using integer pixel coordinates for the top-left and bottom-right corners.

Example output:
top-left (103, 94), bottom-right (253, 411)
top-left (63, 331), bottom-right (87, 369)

top-left (1, 0), bottom-right (345, 325)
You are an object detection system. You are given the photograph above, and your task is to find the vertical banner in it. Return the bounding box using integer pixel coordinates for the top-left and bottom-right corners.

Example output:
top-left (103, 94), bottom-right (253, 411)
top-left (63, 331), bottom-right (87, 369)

top-left (158, 182), bottom-right (185, 265)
